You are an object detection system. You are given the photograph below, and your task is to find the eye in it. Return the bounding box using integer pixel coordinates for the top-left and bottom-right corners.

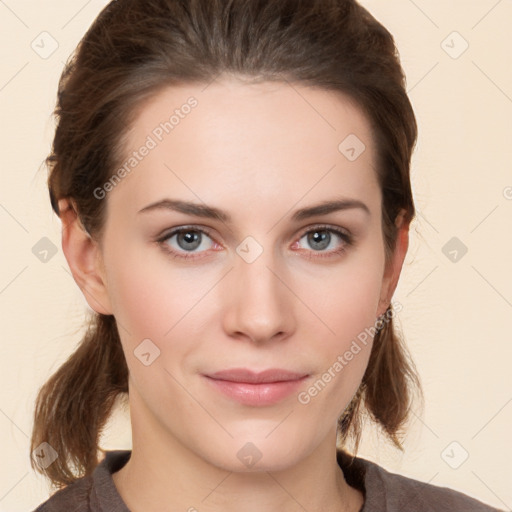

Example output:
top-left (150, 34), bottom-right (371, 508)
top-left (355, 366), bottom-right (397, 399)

top-left (294, 225), bottom-right (353, 259)
top-left (156, 224), bottom-right (354, 261)
top-left (156, 226), bottom-right (218, 260)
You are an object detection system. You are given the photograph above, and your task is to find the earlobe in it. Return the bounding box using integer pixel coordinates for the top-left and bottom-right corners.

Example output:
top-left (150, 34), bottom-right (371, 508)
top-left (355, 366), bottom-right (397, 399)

top-left (58, 198), bottom-right (113, 315)
top-left (377, 210), bottom-right (410, 317)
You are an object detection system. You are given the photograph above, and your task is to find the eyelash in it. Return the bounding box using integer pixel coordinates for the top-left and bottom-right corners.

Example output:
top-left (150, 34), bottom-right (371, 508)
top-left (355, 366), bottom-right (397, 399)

top-left (155, 224), bottom-right (354, 261)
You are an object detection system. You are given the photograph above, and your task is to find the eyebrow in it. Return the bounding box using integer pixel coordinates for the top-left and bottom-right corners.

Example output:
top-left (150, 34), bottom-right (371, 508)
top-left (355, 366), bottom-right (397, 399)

top-left (138, 197), bottom-right (370, 222)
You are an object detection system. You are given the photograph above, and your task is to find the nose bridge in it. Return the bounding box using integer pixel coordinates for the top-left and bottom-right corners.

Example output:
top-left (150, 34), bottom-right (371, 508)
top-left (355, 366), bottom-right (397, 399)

top-left (238, 248), bottom-right (280, 300)
top-left (224, 237), bottom-right (293, 341)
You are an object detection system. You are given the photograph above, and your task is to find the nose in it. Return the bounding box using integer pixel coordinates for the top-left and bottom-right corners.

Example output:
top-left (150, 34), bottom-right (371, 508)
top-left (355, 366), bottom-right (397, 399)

top-left (221, 247), bottom-right (295, 345)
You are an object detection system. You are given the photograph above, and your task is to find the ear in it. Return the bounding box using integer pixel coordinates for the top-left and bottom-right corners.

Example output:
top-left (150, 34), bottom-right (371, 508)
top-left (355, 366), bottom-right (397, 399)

top-left (377, 209), bottom-right (410, 317)
top-left (58, 198), bottom-right (113, 315)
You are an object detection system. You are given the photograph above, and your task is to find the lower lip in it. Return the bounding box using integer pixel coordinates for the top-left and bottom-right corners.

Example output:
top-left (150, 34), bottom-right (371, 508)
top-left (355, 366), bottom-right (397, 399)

top-left (203, 375), bottom-right (308, 406)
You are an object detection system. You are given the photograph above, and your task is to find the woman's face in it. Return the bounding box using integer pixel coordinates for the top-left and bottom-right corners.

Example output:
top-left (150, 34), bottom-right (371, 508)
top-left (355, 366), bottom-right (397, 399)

top-left (79, 78), bottom-right (404, 471)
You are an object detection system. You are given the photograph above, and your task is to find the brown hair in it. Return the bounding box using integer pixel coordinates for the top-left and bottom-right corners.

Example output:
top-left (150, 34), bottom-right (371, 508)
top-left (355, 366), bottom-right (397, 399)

top-left (31, 0), bottom-right (423, 489)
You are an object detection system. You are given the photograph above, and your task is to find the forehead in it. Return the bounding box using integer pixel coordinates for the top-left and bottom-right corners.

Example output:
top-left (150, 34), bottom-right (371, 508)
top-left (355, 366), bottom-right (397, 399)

top-left (108, 78), bottom-right (380, 219)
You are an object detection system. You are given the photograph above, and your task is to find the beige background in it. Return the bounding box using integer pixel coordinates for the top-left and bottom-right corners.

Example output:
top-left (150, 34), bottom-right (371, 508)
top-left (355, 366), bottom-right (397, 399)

top-left (1, 0), bottom-right (511, 510)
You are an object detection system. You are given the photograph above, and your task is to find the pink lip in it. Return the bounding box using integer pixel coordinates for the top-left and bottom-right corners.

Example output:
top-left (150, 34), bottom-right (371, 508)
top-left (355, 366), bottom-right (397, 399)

top-left (203, 368), bottom-right (309, 406)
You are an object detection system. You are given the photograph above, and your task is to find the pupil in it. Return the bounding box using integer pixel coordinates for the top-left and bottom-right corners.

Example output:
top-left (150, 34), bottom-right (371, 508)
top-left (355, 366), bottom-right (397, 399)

top-left (309, 230), bottom-right (329, 250)
top-left (179, 231), bottom-right (200, 250)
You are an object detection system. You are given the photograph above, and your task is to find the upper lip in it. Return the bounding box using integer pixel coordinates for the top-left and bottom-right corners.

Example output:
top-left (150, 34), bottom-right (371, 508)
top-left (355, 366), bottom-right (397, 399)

top-left (205, 368), bottom-right (309, 384)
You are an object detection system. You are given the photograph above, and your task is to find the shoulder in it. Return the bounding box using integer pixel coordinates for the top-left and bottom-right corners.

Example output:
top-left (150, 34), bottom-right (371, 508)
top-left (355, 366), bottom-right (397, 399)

top-left (371, 463), bottom-right (502, 511)
top-left (339, 450), bottom-right (505, 512)
top-left (31, 475), bottom-right (93, 512)
top-left (32, 450), bottom-right (132, 512)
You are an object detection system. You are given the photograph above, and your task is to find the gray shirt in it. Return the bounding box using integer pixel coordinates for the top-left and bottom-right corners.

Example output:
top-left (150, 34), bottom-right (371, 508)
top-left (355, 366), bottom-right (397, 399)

top-left (32, 449), bottom-right (505, 511)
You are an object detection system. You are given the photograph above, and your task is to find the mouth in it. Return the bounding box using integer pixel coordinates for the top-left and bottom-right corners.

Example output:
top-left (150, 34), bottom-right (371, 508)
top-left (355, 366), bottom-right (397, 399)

top-left (202, 368), bottom-right (310, 406)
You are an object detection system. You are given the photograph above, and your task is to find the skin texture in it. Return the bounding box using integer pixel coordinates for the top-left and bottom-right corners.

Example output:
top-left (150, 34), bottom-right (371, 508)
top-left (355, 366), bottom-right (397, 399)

top-left (59, 78), bottom-right (409, 512)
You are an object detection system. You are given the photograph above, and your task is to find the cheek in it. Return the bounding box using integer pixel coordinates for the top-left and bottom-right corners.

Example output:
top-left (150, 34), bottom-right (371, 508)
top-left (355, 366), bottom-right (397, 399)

top-left (103, 244), bottom-right (218, 374)
top-left (102, 239), bottom-right (179, 354)
top-left (107, 263), bottom-right (165, 335)
top-left (299, 240), bottom-right (386, 401)
top-left (103, 250), bottom-right (194, 401)
top-left (296, 274), bottom-right (380, 419)
top-left (310, 244), bottom-right (386, 339)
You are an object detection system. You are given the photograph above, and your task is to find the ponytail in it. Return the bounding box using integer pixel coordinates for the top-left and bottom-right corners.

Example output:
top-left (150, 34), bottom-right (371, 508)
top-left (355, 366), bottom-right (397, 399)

top-left (30, 313), bottom-right (128, 489)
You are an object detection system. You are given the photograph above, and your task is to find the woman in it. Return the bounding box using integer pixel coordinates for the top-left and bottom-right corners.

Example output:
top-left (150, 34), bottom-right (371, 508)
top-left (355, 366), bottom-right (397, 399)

top-left (30, 0), bottom-right (504, 510)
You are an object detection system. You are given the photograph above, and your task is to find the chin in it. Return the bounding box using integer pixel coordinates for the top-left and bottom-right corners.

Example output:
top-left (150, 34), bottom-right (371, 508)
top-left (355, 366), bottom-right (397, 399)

top-left (198, 434), bottom-right (310, 474)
